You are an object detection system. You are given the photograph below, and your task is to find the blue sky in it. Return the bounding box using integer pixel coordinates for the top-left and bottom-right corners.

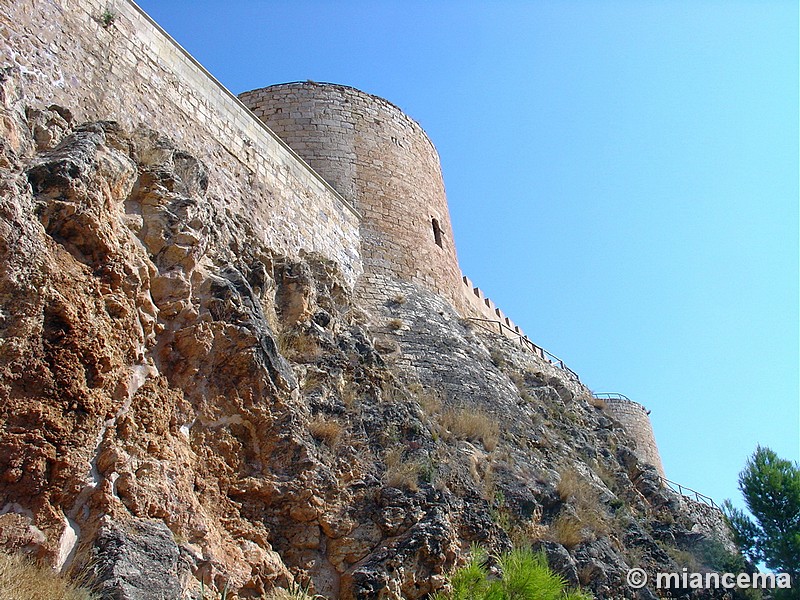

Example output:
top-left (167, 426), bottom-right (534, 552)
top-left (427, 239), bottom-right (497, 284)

top-left (135, 0), bottom-right (799, 511)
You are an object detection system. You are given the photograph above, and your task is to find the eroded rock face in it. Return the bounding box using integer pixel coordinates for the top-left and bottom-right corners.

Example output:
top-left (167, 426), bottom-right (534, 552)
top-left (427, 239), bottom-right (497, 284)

top-left (0, 76), bottom-right (740, 600)
top-left (92, 518), bottom-right (185, 600)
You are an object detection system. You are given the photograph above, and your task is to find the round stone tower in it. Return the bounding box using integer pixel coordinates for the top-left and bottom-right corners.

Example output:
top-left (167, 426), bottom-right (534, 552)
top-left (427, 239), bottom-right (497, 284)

top-left (603, 396), bottom-right (666, 478)
top-left (239, 82), bottom-right (464, 308)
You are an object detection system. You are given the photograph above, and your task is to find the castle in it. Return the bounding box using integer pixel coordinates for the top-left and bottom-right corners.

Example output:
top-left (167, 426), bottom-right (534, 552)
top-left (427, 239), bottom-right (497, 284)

top-left (238, 82), bottom-right (666, 479)
top-left (1, 0), bottom-right (664, 475)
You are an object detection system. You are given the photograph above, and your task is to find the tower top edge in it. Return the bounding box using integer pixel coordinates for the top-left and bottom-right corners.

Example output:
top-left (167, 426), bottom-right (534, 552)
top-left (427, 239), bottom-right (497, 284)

top-left (603, 397), bottom-right (651, 413)
top-left (239, 81), bottom-right (438, 154)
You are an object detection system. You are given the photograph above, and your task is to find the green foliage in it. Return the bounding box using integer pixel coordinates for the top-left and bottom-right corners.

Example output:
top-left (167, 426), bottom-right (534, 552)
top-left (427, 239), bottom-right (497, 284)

top-left (438, 547), bottom-right (592, 600)
top-left (722, 446), bottom-right (800, 579)
top-left (100, 9), bottom-right (116, 27)
top-left (449, 546), bottom-right (491, 600)
top-left (492, 550), bottom-right (566, 600)
top-left (562, 590), bottom-right (594, 600)
top-left (694, 538), bottom-right (748, 573)
top-left (722, 499), bottom-right (762, 562)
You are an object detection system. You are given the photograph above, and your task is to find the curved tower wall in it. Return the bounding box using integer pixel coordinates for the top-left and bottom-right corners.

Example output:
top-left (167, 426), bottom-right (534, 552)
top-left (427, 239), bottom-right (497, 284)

top-left (239, 82), bottom-right (464, 309)
top-left (604, 398), bottom-right (666, 478)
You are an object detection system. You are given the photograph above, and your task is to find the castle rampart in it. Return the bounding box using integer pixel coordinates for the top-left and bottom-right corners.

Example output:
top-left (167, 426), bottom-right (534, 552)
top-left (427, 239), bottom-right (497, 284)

top-left (239, 83), bottom-right (464, 310)
top-left (0, 0), bottom-right (362, 286)
top-left (461, 275), bottom-right (527, 338)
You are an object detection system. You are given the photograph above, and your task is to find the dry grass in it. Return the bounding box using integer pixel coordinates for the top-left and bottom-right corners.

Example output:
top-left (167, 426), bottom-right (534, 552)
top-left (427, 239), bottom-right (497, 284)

top-left (508, 371), bottom-right (526, 387)
top-left (577, 563), bottom-right (600, 587)
top-left (417, 391), bottom-right (443, 418)
top-left (441, 407), bottom-right (500, 451)
top-left (588, 396), bottom-right (607, 410)
top-left (308, 417), bottom-right (343, 448)
top-left (384, 446), bottom-right (422, 491)
top-left (301, 368), bottom-right (327, 391)
top-left (408, 383), bottom-right (444, 427)
top-left (277, 330), bottom-right (319, 359)
top-left (508, 506), bottom-right (548, 547)
top-left (552, 470), bottom-right (611, 547)
top-left (507, 372), bottom-right (536, 403)
top-left (387, 317), bottom-right (404, 331)
top-left (265, 582), bottom-right (322, 600)
top-left (0, 552), bottom-right (97, 600)
top-left (344, 306), bottom-right (370, 325)
top-left (556, 470), bottom-right (592, 503)
top-left (475, 460), bottom-right (495, 500)
top-left (548, 514), bottom-right (585, 549)
top-left (380, 380), bottom-right (409, 404)
top-left (337, 375), bottom-right (359, 408)
top-left (489, 348), bottom-right (506, 368)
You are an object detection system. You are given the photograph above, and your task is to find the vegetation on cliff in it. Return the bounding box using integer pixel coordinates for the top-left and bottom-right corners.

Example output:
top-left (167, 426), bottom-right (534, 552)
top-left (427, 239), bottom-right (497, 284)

top-left (0, 552), bottom-right (96, 600)
top-left (431, 547), bottom-right (593, 600)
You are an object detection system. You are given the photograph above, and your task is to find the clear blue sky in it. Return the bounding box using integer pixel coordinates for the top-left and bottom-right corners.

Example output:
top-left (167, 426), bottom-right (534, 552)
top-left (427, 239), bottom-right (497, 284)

top-left (135, 0), bottom-right (799, 511)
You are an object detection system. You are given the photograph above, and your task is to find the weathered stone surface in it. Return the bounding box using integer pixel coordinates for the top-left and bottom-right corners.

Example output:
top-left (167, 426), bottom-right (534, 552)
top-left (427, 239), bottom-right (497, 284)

top-left (0, 0), bottom-right (362, 288)
top-left (534, 540), bottom-right (579, 587)
top-left (240, 83), bottom-right (464, 314)
top-left (92, 518), bottom-right (184, 600)
top-left (604, 398), bottom-right (665, 477)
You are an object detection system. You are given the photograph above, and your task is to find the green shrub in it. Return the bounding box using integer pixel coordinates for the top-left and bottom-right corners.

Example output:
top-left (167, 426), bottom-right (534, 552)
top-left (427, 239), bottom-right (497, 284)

top-left (435, 547), bottom-right (593, 600)
top-left (493, 549), bottom-right (566, 600)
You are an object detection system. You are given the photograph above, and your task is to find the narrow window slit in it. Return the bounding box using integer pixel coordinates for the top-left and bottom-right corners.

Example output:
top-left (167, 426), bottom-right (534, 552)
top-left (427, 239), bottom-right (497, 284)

top-left (432, 218), bottom-right (443, 248)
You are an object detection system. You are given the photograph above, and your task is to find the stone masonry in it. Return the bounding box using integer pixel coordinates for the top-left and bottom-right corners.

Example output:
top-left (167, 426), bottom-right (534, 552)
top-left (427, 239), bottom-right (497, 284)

top-left (240, 82), bottom-right (668, 478)
top-left (240, 84), bottom-right (540, 343)
top-left (603, 398), bottom-right (666, 477)
top-left (239, 83), bottom-right (464, 312)
top-left (0, 0), bottom-right (362, 287)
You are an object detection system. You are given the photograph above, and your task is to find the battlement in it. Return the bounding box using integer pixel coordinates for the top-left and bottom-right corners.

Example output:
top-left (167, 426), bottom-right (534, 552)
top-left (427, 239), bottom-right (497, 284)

top-left (461, 274), bottom-right (527, 338)
top-left (239, 81), bottom-right (591, 382)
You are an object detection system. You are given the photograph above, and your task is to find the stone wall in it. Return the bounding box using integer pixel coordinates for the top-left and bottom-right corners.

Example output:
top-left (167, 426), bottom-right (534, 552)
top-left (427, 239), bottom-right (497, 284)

top-left (604, 398), bottom-right (666, 477)
top-left (461, 275), bottom-right (528, 337)
top-left (239, 83), bottom-right (463, 310)
top-left (0, 0), bottom-right (362, 287)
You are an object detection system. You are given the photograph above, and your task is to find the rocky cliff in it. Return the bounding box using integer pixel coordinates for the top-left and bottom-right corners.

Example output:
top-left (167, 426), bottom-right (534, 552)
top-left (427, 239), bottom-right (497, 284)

top-left (0, 71), bottom-right (742, 600)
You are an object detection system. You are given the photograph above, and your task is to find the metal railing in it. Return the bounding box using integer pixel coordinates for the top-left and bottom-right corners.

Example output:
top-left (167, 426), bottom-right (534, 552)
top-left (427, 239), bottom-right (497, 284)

top-left (592, 392), bottom-right (632, 402)
top-left (660, 477), bottom-right (719, 509)
top-left (594, 394), bottom-right (718, 509)
top-left (465, 317), bottom-right (719, 511)
top-left (464, 317), bottom-right (580, 381)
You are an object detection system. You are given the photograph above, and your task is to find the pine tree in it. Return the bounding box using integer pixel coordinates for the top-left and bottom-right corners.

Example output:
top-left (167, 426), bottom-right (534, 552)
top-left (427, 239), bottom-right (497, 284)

top-left (723, 446), bottom-right (800, 583)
